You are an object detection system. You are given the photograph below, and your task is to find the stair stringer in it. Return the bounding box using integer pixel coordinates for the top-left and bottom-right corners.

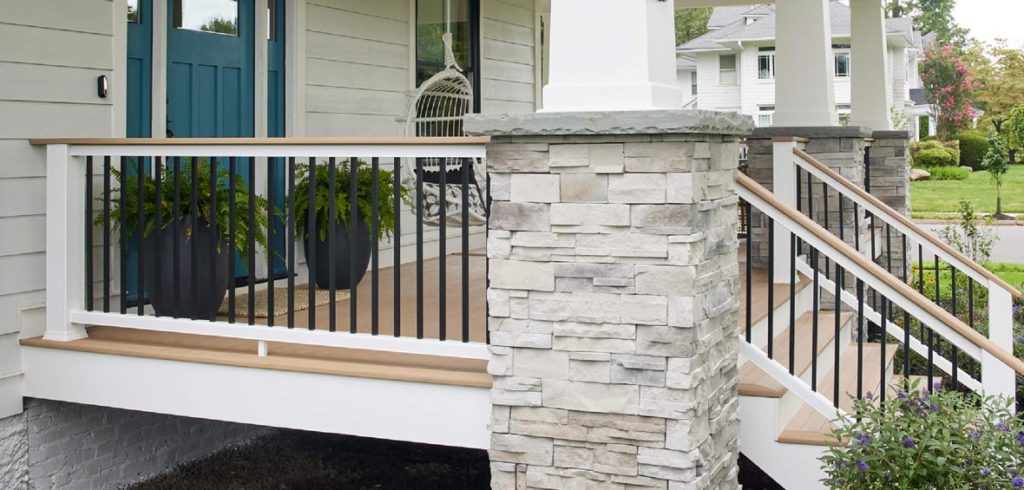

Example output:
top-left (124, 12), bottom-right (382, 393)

top-left (740, 395), bottom-right (828, 490)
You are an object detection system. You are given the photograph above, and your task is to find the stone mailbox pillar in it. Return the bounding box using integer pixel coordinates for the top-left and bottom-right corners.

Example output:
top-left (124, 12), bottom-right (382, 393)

top-left (466, 111), bottom-right (753, 489)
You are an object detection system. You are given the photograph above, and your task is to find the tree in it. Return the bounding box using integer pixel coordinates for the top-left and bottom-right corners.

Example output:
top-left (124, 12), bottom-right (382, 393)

top-left (983, 134), bottom-right (1011, 218)
top-left (966, 40), bottom-right (1024, 140)
top-left (675, 8), bottom-right (712, 46)
top-left (1005, 105), bottom-right (1024, 165)
top-left (200, 16), bottom-right (237, 35)
top-left (919, 45), bottom-right (980, 140)
top-left (898, 0), bottom-right (969, 47)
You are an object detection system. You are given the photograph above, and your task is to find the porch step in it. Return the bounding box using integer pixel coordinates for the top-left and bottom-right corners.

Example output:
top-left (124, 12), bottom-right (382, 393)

top-left (777, 342), bottom-right (899, 446)
top-left (737, 267), bottom-right (812, 331)
top-left (738, 311), bottom-right (852, 398)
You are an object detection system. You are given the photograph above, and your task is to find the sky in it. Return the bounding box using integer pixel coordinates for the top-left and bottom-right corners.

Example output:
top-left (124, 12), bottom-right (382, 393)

top-left (954, 0), bottom-right (1024, 46)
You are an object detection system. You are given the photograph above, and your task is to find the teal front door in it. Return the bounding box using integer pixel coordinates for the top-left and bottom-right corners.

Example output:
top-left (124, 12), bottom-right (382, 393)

top-left (167, 0), bottom-right (255, 138)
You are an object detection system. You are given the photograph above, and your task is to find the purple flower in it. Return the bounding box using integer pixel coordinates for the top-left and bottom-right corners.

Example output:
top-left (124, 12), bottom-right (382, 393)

top-left (857, 433), bottom-right (870, 447)
top-left (857, 460), bottom-right (869, 472)
top-left (866, 391), bottom-right (874, 400)
top-left (973, 430), bottom-right (982, 441)
top-left (1015, 335), bottom-right (1024, 344)
top-left (1012, 476), bottom-right (1023, 488)
top-left (1017, 432), bottom-right (1024, 446)
top-left (897, 390), bottom-right (907, 400)
top-left (933, 381), bottom-right (943, 391)
top-left (997, 421), bottom-right (1011, 432)
top-left (982, 467), bottom-right (992, 476)
top-left (833, 461), bottom-right (844, 469)
top-left (901, 436), bottom-right (915, 448)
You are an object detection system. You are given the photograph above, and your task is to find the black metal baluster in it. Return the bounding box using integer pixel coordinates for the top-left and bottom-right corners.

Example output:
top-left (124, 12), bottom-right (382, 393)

top-left (416, 158), bottom-right (424, 339)
top-left (172, 157), bottom-right (181, 317)
top-left (247, 157), bottom-right (256, 326)
top-left (190, 157), bottom-right (199, 320)
top-left (228, 157), bottom-right (237, 323)
top-left (462, 157), bottom-right (470, 343)
top-left (767, 219), bottom-right (775, 359)
top-left (153, 157), bottom-right (162, 316)
top-left (393, 158), bottom-right (402, 338)
top-left (120, 156), bottom-right (128, 315)
top-left (880, 297), bottom-right (887, 403)
top-left (789, 232), bottom-right (796, 375)
top-left (349, 157), bottom-right (359, 334)
top-left (209, 156), bottom-right (218, 322)
top-left (85, 156), bottom-right (94, 312)
top-left (439, 158), bottom-right (447, 341)
top-left (950, 267), bottom-right (958, 389)
top-left (307, 157), bottom-right (316, 331)
top-left (287, 157), bottom-right (296, 329)
top-left (371, 158), bottom-right (380, 336)
top-left (857, 278), bottom-right (865, 399)
top-left (136, 156), bottom-right (145, 316)
top-left (834, 263), bottom-right (842, 408)
top-left (812, 246), bottom-right (820, 391)
top-left (328, 157), bottom-right (337, 332)
top-left (102, 156), bottom-right (112, 312)
top-left (267, 158), bottom-right (276, 327)
top-left (838, 194), bottom-right (845, 291)
top-left (886, 224), bottom-right (893, 276)
top-left (902, 235), bottom-right (910, 382)
top-left (745, 201), bottom-right (752, 343)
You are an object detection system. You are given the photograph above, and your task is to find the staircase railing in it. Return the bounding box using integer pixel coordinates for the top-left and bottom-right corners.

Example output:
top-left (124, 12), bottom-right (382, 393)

top-left (738, 172), bottom-right (1024, 426)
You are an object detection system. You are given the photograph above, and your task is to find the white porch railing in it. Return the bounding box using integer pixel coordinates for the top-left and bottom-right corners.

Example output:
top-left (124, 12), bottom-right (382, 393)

top-left (35, 137), bottom-right (491, 361)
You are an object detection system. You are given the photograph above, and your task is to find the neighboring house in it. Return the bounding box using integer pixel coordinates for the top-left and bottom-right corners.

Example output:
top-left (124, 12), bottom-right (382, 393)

top-left (677, 2), bottom-right (930, 138)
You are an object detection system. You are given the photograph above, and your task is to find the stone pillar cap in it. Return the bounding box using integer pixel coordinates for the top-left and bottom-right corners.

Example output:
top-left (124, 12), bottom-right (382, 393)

top-left (464, 110), bottom-right (754, 137)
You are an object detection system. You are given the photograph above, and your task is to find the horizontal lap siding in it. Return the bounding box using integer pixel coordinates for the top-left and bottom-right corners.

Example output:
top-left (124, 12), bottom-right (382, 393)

top-left (481, 0), bottom-right (535, 113)
top-left (0, 0), bottom-right (116, 409)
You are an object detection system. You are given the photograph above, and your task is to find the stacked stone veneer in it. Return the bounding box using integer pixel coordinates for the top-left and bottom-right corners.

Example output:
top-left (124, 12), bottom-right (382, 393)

top-left (466, 111), bottom-right (752, 489)
top-left (0, 399), bottom-right (268, 489)
top-left (867, 131), bottom-right (912, 272)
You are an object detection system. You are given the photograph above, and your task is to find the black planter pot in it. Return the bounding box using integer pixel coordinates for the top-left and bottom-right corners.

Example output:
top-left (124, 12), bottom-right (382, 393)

top-left (142, 218), bottom-right (232, 319)
top-left (303, 211), bottom-right (372, 290)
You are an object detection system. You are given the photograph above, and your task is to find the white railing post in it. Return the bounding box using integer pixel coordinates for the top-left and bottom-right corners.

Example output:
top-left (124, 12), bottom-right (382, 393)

top-left (45, 144), bottom-right (88, 341)
top-left (984, 286), bottom-right (1016, 407)
top-left (772, 139), bottom-right (798, 283)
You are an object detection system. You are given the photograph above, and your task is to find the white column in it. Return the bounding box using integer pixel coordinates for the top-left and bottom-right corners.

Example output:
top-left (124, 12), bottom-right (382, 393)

top-left (773, 0), bottom-right (837, 126)
top-left (983, 287), bottom-right (1016, 408)
top-left (45, 145), bottom-right (89, 342)
top-left (850, 0), bottom-right (892, 130)
top-left (772, 139), bottom-right (797, 283)
top-left (542, 0), bottom-right (682, 112)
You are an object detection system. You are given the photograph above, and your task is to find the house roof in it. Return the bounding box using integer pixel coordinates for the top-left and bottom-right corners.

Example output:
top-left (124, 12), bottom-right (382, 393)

top-left (679, 2), bottom-right (915, 53)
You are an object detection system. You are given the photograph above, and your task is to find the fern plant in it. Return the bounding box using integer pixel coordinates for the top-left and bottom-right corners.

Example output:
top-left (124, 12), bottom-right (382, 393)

top-left (293, 160), bottom-right (412, 242)
top-left (95, 157), bottom-right (273, 262)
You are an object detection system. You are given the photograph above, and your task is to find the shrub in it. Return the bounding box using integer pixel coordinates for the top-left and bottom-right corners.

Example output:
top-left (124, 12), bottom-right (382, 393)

top-left (915, 147), bottom-right (958, 167)
top-left (926, 166), bottom-right (970, 180)
top-left (957, 130), bottom-right (989, 170)
top-left (910, 139), bottom-right (944, 160)
top-left (821, 381), bottom-right (1021, 489)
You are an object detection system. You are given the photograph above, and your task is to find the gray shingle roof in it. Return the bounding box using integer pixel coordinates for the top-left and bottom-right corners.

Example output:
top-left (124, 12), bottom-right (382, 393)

top-left (679, 2), bottom-right (912, 52)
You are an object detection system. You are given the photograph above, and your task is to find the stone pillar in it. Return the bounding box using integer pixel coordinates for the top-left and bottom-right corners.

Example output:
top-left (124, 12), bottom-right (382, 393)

top-left (466, 111), bottom-right (752, 490)
top-left (774, 0), bottom-right (838, 126)
top-left (867, 130), bottom-right (912, 275)
top-left (745, 126), bottom-right (872, 272)
top-left (850, 0), bottom-right (893, 131)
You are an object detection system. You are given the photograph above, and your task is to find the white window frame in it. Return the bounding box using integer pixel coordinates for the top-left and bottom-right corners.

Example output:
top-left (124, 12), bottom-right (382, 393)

top-left (757, 48), bottom-right (775, 80)
top-left (719, 54), bottom-right (738, 86)
top-left (834, 49), bottom-right (851, 78)
top-left (690, 71), bottom-right (698, 96)
top-left (757, 105), bottom-right (774, 128)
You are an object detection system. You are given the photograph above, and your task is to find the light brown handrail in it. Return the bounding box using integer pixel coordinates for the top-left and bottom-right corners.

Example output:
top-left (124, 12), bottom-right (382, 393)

top-left (738, 172), bottom-right (1024, 376)
top-left (28, 136), bottom-right (491, 146)
top-left (794, 147), bottom-right (1022, 298)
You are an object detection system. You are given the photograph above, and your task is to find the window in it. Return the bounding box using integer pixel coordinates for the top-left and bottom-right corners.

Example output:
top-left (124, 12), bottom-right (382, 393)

top-left (128, 0), bottom-right (140, 23)
top-left (757, 48), bottom-right (775, 80)
top-left (757, 105), bottom-right (774, 127)
top-left (837, 104), bottom-right (851, 126)
top-left (690, 71), bottom-right (698, 96)
top-left (719, 54), bottom-right (737, 85)
top-left (417, 0), bottom-right (476, 87)
top-left (835, 51), bottom-right (851, 78)
top-left (173, 0), bottom-right (238, 36)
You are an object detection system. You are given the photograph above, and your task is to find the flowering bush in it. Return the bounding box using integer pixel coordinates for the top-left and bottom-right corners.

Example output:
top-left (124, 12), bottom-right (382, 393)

top-left (821, 381), bottom-right (1022, 489)
top-left (920, 45), bottom-right (982, 141)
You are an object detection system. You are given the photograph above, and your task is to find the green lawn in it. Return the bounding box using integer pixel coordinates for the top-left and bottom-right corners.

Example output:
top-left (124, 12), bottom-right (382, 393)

top-left (910, 165), bottom-right (1024, 217)
top-left (914, 262), bottom-right (1024, 298)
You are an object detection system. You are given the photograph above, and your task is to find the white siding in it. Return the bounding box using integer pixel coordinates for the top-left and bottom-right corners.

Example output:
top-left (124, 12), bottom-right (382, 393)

top-left (481, 0), bottom-right (535, 113)
top-left (695, 52), bottom-right (741, 112)
top-left (0, 0), bottom-right (118, 417)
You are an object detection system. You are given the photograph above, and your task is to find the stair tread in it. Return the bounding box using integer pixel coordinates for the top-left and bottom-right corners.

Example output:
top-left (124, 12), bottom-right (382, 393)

top-left (738, 268), bottom-right (811, 331)
top-left (777, 342), bottom-right (899, 446)
top-left (738, 311), bottom-right (852, 398)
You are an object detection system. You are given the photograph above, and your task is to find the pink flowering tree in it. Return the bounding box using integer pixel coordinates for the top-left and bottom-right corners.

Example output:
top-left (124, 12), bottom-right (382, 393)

top-left (920, 45), bottom-right (981, 140)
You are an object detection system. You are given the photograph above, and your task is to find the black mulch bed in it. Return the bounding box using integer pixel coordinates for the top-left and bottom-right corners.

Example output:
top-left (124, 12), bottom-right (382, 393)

top-left (131, 430), bottom-right (783, 489)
